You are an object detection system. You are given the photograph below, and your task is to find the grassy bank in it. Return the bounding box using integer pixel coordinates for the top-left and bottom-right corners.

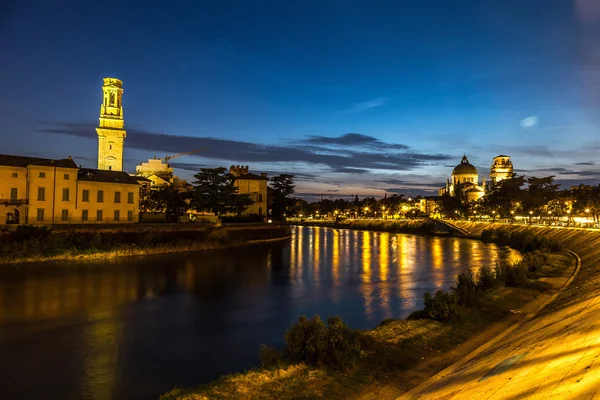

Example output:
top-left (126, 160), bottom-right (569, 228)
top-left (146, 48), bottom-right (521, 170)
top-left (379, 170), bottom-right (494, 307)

top-left (0, 224), bottom-right (291, 265)
top-left (161, 249), bottom-right (574, 400)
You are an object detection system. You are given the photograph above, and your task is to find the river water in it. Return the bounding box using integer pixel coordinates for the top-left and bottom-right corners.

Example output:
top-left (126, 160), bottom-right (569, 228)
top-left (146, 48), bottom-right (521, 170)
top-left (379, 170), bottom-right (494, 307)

top-left (0, 226), bottom-right (519, 400)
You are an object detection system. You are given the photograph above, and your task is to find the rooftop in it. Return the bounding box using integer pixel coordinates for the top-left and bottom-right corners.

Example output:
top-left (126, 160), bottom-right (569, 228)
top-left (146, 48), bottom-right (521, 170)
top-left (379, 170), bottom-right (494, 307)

top-left (0, 154), bottom-right (78, 169)
top-left (78, 168), bottom-right (140, 185)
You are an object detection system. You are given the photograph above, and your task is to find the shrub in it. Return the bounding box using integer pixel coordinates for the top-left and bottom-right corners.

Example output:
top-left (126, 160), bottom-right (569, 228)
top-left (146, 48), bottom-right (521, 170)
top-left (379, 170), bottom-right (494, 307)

top-left (495, 262), bottom-right (528, 287)
top-left (284, 315), bottom-right (361, 369)
top-left (259, 344), bottom-right (284, 368)
top-left (476, 265), bottom-right (498, 291)
top-left (423, 290), bottom-right (457, 322)
top-left (10, 225), bottom-right (52, 243)
top-left (454, 270), bottom-right (479, 306)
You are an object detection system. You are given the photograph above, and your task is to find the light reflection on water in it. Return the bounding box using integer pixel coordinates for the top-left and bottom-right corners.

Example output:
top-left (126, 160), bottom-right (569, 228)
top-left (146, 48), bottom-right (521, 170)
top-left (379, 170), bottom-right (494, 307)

top-left (0, 225), bottom-right (519, 400)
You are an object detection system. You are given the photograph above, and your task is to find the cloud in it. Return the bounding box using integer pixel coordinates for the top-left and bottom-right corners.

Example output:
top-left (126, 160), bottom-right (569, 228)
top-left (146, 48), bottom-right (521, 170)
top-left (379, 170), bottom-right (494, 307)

top-left (302, 133), bottom-right (409, 150)
top-left (520, 116), bottom-right (538, 128)
top-left (575, 161), bottom-right (595, 166)
top-left (350, 97), bottom-right (387, 113)
top-left (576, 0), bottom-right (600, 24)
top-left (36, 121), bottom-right (452, 175)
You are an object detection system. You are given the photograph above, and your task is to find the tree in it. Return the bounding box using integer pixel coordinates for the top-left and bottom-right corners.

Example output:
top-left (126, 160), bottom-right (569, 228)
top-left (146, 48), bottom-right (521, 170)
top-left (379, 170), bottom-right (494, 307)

top-left (524, 176), bottom-right (559, 222)
top-left (484, 175), bottom-right (526, 218)
top-left (191, 167), bottom-right (253, 216)
top-left (270, 174), bottom-right (295, 221)
top-left (148, 185), bottom-right (190, 223)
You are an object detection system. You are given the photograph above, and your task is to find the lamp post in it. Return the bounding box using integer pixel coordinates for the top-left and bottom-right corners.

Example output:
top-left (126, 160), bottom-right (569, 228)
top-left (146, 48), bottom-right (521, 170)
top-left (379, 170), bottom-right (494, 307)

top-left (566, 209), bottom-right (571, 226)
top-left (586, 208), bottom-right (591, 225)
top-left (529, 210), bottom-right (533, 224)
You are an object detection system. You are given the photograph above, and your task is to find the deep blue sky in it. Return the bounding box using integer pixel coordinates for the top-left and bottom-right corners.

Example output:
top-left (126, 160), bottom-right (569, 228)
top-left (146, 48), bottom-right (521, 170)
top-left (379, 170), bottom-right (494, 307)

top-left (2, 0), bottom-right (600, 198)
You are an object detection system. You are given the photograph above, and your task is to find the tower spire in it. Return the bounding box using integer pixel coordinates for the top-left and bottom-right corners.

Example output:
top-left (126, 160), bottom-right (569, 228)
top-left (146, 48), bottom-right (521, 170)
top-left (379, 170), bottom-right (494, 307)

top-left (96, 78), bottom-right (126, 171)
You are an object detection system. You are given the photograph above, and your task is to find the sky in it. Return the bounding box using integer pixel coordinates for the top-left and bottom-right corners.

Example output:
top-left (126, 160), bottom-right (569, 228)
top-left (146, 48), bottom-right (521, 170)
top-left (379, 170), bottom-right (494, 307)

top-left (1, 0), bottom-right (600, 200)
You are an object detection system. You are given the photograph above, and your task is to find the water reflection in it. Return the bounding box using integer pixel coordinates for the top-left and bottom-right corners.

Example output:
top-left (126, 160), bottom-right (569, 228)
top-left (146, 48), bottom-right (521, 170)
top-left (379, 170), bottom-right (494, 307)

top-left (0, 226), bottom-right (520, 400)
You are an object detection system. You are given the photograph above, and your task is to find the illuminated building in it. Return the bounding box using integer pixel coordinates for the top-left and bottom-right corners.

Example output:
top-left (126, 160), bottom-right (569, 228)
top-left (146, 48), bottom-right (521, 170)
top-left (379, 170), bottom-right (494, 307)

top-left (229, 165), bottom-right (268, 219)
top-left (0, 154), bottom-right (140, 225)
top-left (490, 155), bottom-right (513, 183)
top-left (438, 155), bottom-right (486, 203)
top-left (97, 78), bottom-right (126, 171)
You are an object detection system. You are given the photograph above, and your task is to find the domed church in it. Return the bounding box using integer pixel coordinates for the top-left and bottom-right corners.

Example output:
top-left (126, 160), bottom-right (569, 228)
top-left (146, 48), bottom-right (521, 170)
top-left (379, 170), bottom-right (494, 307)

top-left (438, 155), bottom-right (486, 203)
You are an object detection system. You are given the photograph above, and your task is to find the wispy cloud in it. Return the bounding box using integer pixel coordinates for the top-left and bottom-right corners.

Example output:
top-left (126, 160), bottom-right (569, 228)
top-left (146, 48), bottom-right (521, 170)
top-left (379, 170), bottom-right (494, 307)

top-left (301, 133), bottom-right (409, 150)
top-left (350, 97), bottom-right (387, 113)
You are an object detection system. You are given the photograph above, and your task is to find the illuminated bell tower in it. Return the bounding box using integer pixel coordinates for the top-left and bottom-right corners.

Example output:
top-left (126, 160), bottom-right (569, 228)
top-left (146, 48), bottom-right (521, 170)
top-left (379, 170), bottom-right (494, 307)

top-left (97, 78), bottom-right (126, 171)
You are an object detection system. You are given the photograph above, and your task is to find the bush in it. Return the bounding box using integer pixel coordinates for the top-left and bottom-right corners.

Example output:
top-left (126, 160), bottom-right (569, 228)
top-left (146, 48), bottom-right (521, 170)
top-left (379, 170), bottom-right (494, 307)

top-left (259, 344), bottom-right (284, 368)
top-left (495, 262), bottom-right (528, 287)
top-left (10, 225), bottom-right (52, 243)
top-left (454, 270), bottom-right (479, 306)
top-left (284, 315), bottom-right (361, 369)
top-left (423, 290), bottom-right (457, 322)
top-left (481, 228), bottom-right (562, 253)
top-left (476, 265), bottom-right (498, 291)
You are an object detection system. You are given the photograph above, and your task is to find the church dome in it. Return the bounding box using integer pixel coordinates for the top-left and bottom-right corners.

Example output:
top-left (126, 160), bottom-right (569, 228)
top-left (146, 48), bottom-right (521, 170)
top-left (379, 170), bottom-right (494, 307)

top-left (452, 155), bottom-right (478, 176)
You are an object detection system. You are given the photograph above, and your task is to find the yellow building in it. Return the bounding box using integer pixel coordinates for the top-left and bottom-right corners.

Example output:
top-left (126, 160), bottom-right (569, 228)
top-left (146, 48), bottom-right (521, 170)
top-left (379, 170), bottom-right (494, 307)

top-left (490, 155), bottom-right (513, 183)
top-left (230, 165), bottom-right (268, 219)
top-left (97, 78), bottom-right (126, 171)
top-left (0, 154), bottom-right (140, 225)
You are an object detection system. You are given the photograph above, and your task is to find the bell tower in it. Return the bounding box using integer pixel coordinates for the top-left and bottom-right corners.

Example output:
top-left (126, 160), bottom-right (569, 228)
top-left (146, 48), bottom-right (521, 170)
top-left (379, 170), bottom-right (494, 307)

top-left (97, 78), bottom-right (126, 171)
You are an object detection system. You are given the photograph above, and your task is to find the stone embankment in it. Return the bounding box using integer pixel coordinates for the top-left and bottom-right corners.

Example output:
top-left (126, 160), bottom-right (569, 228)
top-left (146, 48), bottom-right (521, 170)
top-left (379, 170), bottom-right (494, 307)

top-left (401, 221), bottom-right (600, 399)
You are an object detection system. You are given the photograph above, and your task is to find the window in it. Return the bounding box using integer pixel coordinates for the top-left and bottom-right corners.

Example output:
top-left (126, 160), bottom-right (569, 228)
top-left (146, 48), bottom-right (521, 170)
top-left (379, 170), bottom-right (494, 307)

top-left (97, 190), bottom-right (104, 202)
top-left (10, 188), bottom-right (17, 201)
top-left (36, 208), bottom-right (44, 221)
top-left (96, 210), bottom-right (103, 222)
top-left (39, 172), bottom-right (46, 178)
top-left (61, 210), bottom-right (68, 221)
top-left (62, 188), bottom-right (70, 201)
top-left (259, 194), bottom-right (263, 202)
top-left (37, 187), bottom-right (46, 201)
top-left (12, 172), bottom-right (18, 178)
top-left (82, 210), bottom-right (88, 222)
top-left (127, 192), bottom-right (134, 204)
top-left (108, 166), bottom-right (112, 171)
top-left (114, 191), bottom-right (121, 203)
top-left (63, 173), bottom-right (70, 180)
top-left (114, 210), bottom-right (120, 221)
top-left (82, 189), bottom-right (89, 202)
top-left (127, 210), bottom-right (133, 221)
top-left (109, 143), bottom-right (113, 150)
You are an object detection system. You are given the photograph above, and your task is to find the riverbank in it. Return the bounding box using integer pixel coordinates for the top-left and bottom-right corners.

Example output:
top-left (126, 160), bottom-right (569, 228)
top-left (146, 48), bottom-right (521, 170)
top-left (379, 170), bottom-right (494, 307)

top-left (0, 224), bottom-right (291, 265)
top-left (399, 222), bottom-right (600, 399)
top-left (161, 232), bottom-right (575, 399)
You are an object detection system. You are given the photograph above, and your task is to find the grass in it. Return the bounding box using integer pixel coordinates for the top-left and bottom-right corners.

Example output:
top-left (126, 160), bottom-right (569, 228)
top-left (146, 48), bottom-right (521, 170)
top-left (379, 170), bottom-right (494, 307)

top-left (160, 251), bottom-right (574, 400)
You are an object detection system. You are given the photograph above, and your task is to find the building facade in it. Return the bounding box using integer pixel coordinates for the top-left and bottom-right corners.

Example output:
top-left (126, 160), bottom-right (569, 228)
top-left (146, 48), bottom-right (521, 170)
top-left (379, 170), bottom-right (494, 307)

top-left (230, 165), bottom-right (268, 218)
top-left (97, 78), bottom-right (126, 171)
top-left (0, 155), bottom-right (139, 225)
top-left (490, 155), bottom-right (513, 183)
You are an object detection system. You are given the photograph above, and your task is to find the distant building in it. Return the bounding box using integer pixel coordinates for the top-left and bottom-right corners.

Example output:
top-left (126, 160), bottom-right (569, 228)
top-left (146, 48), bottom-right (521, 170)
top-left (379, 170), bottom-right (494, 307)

top-left (230, 165), bottom-right (268, 219)
top-left (439, 155), bottom-right (486, 203)
top-left (0, 154), bottom-right (139, 225)
top-left (490, 155), bottom-right (513, 183)
top-left (97, 78), bottom-right (126, 172)
top-left (134, 157), bottom-right (190, 189)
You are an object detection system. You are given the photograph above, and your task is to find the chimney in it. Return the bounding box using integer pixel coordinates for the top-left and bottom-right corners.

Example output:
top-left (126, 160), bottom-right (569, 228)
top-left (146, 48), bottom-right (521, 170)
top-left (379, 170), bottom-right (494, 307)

top-left (261, 173), bottom-right (267, 178)
top-left (68, 156), bottom-right (72, 160)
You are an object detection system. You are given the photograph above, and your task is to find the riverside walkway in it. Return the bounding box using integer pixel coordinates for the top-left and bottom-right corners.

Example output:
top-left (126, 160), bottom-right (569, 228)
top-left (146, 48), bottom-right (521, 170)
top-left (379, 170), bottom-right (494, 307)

top-left (400, 222), bottom-right (600, 400)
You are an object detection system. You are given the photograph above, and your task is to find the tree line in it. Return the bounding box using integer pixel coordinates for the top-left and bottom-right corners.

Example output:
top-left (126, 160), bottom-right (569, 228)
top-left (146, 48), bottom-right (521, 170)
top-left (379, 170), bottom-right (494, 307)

top-left (140, 168), bottom-right (295, 222)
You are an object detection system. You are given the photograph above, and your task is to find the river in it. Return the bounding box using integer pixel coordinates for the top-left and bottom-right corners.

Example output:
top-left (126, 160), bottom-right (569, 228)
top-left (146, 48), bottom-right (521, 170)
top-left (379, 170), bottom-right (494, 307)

top-left (0, 226), bottom-right (519, 400)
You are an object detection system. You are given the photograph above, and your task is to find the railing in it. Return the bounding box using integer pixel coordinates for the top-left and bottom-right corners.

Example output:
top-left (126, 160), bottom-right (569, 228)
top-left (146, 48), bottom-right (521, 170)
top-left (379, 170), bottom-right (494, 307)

top-left (0, 199), bottom-right (28, 206)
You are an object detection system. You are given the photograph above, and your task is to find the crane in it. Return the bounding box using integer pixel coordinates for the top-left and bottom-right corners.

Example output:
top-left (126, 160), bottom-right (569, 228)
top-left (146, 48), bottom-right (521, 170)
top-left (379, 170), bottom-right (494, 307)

top-left (158, 148), bottom-right (208, 163)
